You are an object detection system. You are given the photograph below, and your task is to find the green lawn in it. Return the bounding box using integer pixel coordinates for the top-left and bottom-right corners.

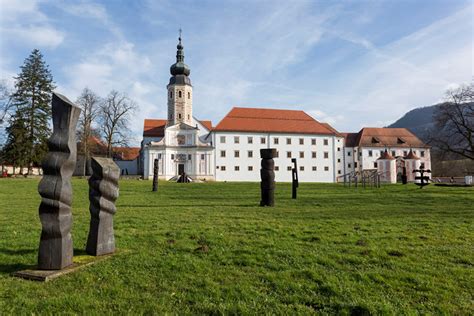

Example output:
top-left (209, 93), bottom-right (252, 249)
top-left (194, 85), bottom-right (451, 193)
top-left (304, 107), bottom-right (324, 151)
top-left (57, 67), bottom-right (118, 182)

top-left (0, 179), bottom-right (473, 314)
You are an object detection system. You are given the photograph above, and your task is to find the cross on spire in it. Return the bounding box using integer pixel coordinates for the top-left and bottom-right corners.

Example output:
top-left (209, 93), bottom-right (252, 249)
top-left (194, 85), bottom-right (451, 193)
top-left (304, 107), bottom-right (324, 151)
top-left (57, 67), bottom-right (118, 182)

top-left (179, 28), bottom-right (182, 42)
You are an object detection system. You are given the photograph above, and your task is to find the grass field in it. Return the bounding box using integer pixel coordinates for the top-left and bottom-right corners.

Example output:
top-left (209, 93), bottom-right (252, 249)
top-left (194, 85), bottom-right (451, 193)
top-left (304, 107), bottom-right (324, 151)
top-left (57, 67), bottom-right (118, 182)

top-left (0, 178), bottom-right (473, 314)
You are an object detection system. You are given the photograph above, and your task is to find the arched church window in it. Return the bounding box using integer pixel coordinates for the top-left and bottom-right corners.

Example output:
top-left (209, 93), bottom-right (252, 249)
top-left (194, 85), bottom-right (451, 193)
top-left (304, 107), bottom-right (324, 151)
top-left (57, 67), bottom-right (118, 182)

top-left (178, 91), bottom-right (182, 98)
top-left (187, 114), bottom-right (190, 120)
top-left (178, 113), bottom-right (182, 119)
top-left (188, 92), bottom-right (190, 99)
top-left (169, 91), bottom-right (172, 99)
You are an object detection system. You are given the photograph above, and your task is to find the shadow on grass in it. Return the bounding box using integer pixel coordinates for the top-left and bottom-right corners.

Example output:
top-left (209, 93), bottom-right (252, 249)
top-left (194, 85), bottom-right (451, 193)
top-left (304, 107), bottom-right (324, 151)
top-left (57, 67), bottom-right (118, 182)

top-left (0, 263), bottom-right (35, 274)
top-left (74, 248), bottom-right (88, 256)
top-left (0, 248), bottom-right (36, 255)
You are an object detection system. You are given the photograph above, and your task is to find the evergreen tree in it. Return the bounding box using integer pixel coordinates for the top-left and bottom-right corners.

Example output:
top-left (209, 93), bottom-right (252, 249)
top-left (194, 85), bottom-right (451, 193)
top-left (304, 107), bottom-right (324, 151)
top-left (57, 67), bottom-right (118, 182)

top-left (7, 49), bottom-right (55, 173)
top-left (1, 111), bottom-right (29, 173)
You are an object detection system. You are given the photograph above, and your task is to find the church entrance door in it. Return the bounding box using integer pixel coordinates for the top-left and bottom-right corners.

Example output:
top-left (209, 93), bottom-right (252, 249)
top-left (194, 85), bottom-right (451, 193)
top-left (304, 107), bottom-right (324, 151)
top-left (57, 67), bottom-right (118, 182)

top-left (178, 164), bottom-right (185, 175)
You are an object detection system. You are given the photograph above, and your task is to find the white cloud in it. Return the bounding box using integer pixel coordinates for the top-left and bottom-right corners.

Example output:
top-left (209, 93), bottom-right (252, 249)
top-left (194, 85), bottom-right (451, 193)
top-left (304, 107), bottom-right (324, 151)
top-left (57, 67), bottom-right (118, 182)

top-left (0, 0), bottom-right (64, 48)
top-left (307, 109), bottom-right (344, 126)
top-left (319, 5), bottom-right (473, 129)
top-left (2, 26), bottom-right (64, 48)
top-left (57, 0), bottom-right (123, 39)
top-left (59, 38), bottom-right (156, 144)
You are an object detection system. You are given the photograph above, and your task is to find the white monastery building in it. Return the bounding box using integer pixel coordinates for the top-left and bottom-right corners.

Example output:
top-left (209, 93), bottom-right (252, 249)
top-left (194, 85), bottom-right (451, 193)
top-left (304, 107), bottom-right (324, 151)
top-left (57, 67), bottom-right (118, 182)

top-left (140, 36), bottom-right (431, 183)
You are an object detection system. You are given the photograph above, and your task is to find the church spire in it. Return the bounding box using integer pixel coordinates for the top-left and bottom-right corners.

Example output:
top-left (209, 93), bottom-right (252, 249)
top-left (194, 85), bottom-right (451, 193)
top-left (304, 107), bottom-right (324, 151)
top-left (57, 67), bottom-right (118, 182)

top-left (176, 28), bottom-right (184, 63)
top-left (167, 30), bottom-right (193, 126)
top-left (170, 30), bottom-right (190, 76)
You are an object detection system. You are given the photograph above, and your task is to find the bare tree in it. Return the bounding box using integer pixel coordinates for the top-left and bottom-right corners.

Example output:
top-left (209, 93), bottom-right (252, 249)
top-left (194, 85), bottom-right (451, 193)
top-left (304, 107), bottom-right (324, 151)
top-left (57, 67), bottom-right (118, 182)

top-left (76, 88), bottom-right (101, 175)
top-left (0, 80), bottom-right (13, 127)
top-left (0, 81), bottom-right (13, 148)
top-left (98, 90), bottom-right (137, 157)
top-left (431, 82), bottom-right (474, 160)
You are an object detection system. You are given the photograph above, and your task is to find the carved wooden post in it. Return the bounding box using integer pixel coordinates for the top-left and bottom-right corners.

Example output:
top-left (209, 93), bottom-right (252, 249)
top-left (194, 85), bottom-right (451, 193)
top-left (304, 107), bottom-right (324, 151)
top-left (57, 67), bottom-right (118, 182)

top-left (38, 93), bottom-right (81, 270)
top-left (260, 148), bottom-right (276, 207)
top-left (86, 157), bottom-right (120, 256)
top-left (152, 158), bottom-right (159, 191)
top-left (291, 158), bottom-right (298, 199)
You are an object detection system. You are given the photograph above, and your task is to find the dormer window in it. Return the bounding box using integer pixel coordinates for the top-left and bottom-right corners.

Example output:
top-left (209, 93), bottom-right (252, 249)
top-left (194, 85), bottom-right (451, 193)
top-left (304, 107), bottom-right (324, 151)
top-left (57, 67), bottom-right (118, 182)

top-left (397, 137), bottom-right (406, 144)
top-left (371, 137), bottom-right (380, 144)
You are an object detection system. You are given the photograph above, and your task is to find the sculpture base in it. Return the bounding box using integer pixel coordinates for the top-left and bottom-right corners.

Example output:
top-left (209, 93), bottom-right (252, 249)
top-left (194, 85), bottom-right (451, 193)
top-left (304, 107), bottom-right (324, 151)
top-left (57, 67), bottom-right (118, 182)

top-left (11, 253), bottom-right (115, 282)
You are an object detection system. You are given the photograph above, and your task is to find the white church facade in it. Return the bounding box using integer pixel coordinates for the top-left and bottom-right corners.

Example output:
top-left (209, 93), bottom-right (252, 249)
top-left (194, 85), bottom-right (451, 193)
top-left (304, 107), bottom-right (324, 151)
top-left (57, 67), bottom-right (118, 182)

top-left (140, 36), bottom-right (431, 183)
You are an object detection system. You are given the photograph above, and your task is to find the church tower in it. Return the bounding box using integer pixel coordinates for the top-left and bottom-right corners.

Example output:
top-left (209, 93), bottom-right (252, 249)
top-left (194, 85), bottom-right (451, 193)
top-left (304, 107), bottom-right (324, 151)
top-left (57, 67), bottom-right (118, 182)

top-left (167, 33), bottom-right (193, 126)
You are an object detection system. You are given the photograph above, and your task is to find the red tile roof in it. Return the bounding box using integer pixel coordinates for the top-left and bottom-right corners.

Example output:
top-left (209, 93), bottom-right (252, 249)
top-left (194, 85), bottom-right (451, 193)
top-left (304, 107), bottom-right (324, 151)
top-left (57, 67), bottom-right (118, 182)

top-left (213, 107), bottom-right (337, 135)
top-left (143, 119), bottom-right (167, 137)
top-left (144, 119), bottom-right (212, 136)
top-left (321, 123), bottom-right (342, 136)
top-left (341, 133), bottom-right (359, 147)
top-left (342, 128), bottom-right (428, 148)
top-left (378, 150), bottom-right (395, 160)
top-left (404, 150), bottom-right (420, 160)
top-left (199, 120), bottom-right (212, 131)
top-left (113, 147), bottom-right (140, 160)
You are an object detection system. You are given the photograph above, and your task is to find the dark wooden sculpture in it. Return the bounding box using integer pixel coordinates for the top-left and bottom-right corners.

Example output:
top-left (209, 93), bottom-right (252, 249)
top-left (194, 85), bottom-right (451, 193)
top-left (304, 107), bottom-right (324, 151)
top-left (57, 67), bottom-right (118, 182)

top-left (413, 166), bottom-right (431, 189)
top-left (86, 157), bottom-right (120, 256)
top-left (177, 172), bottom-right (190, 183)
top-left (260, 148), bottom-right (276, 206)
top-left (38, 93), bottom-right (81, 270)
top-left (291, 158), bottom-right (298, 199)
top-left (152, 158), bottom-right (159, 191)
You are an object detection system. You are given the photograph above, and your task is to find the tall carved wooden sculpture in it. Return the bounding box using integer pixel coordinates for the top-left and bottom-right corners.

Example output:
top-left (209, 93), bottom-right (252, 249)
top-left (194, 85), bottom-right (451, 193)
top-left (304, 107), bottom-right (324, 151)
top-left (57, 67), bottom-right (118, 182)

top-left (291, 158), bottom-right (299, 199)
top-left (86, 157), bottom-right (120, 256)
top-left (38, 93), bottom-right (81, 270)
top-left (152, 158), bottom-right (159, 191)
top-left (260, 148), bottom-right (276, 207)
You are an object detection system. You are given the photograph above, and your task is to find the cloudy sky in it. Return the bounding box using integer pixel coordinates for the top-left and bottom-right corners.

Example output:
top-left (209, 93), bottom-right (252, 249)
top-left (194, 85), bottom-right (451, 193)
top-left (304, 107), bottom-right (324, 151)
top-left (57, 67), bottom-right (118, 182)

top-left (0, 0), bottom-right (472, 145)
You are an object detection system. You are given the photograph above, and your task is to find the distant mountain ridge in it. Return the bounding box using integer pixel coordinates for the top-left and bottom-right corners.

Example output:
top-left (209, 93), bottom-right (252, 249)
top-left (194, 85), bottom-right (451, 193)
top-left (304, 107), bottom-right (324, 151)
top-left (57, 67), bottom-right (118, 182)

top-left (387, 104), bottom-right (441, 142)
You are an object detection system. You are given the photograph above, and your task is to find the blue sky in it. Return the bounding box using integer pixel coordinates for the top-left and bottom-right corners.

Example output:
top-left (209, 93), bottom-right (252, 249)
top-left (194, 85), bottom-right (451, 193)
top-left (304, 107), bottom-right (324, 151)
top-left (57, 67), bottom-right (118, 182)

top-left (0, 0), bottom-right (472, 145)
